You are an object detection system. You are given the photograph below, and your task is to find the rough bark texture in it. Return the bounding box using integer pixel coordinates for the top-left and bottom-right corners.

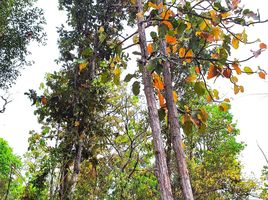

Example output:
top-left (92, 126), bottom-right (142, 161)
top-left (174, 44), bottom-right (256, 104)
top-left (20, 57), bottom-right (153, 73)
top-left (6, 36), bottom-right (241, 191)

top-left (157, 1), bottom-right (194, 199)
top-left (136, 1), bottom-right (173, 199)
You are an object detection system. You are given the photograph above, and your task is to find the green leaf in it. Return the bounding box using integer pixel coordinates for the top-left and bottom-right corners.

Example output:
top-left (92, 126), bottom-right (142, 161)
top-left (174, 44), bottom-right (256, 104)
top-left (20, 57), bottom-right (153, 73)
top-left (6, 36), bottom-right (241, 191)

top-left (158, 108), bottom-right (166, 121)
top-left (81, 48), bottom-right (93, 57)
top-left (132, 81), bottom-right (140, 96)
top-left (124, 74), bottom-right (135, 82)
top-left (132, 51), bottom-right (142, 56)
top-left (194, 81), bottom-right (206, 96)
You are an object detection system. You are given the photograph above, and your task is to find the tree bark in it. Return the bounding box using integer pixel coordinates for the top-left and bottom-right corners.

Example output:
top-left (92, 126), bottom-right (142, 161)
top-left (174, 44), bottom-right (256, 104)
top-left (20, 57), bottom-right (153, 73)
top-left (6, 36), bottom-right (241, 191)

top-left (136, 1), bottom-right (173, 199)
top-left (157, 0), bottom-right (194, 199)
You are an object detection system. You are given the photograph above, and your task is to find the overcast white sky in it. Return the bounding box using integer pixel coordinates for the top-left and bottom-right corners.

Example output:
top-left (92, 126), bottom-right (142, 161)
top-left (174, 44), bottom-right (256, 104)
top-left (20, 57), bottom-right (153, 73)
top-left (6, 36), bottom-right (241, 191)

top-left (0, 0), bottom-right (268, 179)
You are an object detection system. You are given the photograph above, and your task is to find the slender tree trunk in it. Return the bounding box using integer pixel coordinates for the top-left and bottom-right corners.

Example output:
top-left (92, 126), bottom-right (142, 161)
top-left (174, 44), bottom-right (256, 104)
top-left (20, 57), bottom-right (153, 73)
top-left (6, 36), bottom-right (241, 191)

top-left (157, 1), bottom-right (194, 199)
top-left (4, 164), bottom-right (13, 200)
top-left (136, 1), bottom-right (173, 199)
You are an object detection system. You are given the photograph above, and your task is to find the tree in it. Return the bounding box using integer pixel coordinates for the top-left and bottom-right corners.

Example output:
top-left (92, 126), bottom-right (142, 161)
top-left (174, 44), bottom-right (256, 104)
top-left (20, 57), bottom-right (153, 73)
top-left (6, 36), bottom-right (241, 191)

top-left (0, 0), bottom-right (45, 112)
top-left (21, 0), bottom-right (268, 199)
top-left (0, 138), bottom-right (22, 199)
top-left (129, 0), bottom-right (267, 198)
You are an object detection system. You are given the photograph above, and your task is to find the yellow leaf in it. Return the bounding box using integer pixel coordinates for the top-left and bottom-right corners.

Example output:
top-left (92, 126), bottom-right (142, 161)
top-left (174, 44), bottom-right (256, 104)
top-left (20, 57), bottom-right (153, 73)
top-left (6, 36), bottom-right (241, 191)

top-left (185, 74), bottom-right (197, 82)
top-left (221, 12), bottom-right (231, 19)
top-left (227, 124), bottom-right (233, 133)
top-left (212, 27), bottom-right (221, 41)
top-left (79, 62), bottom-right (88, 72)
top-left (130, 0), bottom-right (136, 4)
top-left (186, 22), bottom-right (191, 30)
top-left (136, 12), bottom-right (143, 19)
top-left (113, 68), bottom-right (121, 77)
top-left (98, 26), bottom-right (104, 33)
top-left (244, 66), bottom-right (253, 75)
top-left (200, 21), bottom-right (207, 31)
top-left (148, 2), bottom-right (163, 10)
top-left (234, 85), bottom-right (239, 94)
top-left (219, 102), bottom-right (230, 112)
top-left (224, 98), bottom-right (230, 102)
top-left (74, 121), bottom-right (80, 127)
top-left (173, 91), bottom-right (178, 103)
top-left (133, 35), bottom-right (139, 44)
top-left (213, 89), bottom-right (219, 100)
top-left (240, 85), bottom-right (244, 93)
top-left (165, 35), bottom-right (176, 44)
top-left (230, 76), bottom-right (238, 83)
top-left (232, 37), bottom-right (239, 49)
top-left (166, 47), bottom-right (171, 54)
top-left (179, 47), bottom-right (186, 57)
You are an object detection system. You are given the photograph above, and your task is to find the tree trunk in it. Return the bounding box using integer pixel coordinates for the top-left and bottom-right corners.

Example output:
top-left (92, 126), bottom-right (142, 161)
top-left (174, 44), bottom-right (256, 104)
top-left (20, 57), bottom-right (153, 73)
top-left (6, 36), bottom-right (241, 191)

top-left (157, 0), bottom-right (194, 199)
top-left (136, 1), bottom-right (173, 199)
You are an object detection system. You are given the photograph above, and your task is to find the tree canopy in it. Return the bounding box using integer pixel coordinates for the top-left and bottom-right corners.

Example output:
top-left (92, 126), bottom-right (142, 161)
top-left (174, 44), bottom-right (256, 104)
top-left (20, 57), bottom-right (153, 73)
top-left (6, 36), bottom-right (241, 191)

top-left (1, 0), bottom-right (268, 199)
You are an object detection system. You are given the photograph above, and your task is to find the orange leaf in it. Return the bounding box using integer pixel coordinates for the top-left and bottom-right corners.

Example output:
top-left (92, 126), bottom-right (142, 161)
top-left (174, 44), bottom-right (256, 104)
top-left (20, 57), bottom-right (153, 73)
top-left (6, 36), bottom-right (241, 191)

top-left (185, 49), bottom-right (193, 63)
top-left (206, 95), bottom-right (212, 103)
top-left (157, 90), bottom-right (165, 108)
top-left (195, 66), bottom-right (201, 74)
top-left (260, 43), bottom-right (267, 49)
top-left (232, 63), bottom-right (242, 75)
top-left (165, 35), bottom-right (176, 44)
top-left (147, 43), bottom-right (153, 54)
top-left (41, 96), bottom-right (47, 105)
top-left (186, 75), bottom-right (197, 82)
top-left (223, 68), bottom-right (232, 78)
top-left (153, 73), bottom-right (164, 90)
top-left (259, 71), bottom-right (266, 79)
top-left (207, 65), bottom-right (219, 79)
top-left (161, 21), bottom-right (173, 30)
top-left (148, 2), bottom-right (163, 10)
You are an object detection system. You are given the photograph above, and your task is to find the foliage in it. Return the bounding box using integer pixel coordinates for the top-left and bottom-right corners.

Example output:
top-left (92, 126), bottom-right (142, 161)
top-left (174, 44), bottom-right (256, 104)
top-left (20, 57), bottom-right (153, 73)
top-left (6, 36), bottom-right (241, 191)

top-left (0, 0), bottom-right (46, 90)
top-left (0, 138), bottom-right (22, 199)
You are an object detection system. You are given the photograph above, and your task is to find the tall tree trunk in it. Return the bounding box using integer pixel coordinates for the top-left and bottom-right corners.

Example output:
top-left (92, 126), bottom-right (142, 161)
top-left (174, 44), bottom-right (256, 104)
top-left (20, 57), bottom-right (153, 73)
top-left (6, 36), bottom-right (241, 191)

top-left (157, 1), bottom-right (194, 199)
top-left (136, 1), bottom-right (173, 199)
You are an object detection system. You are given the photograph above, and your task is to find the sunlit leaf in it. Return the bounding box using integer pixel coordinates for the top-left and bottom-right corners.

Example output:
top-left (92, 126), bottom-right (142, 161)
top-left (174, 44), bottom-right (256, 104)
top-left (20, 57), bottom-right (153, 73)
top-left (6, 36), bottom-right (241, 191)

top-left (232, 63), bottom-right (242, 75)
top-left (79, 62), bottom-right (88, 72)
top-left (258, 71), bottom-right (266, 79)
top-left (185, 49), bottom-right (193, 63)
top-left (207, 65), bottom-right (219, 79)
top-left (219, 102), bottom-right (230, 112)
top-left (244, 66), bottom-right (253, 74)
top-left (186, 74), bottom-right (197, 82)
top-left (260, 43), bottom-right (267, 49)
top-left (179, 47), bottom-right (186, 57)
top-left (165, 35), bottom-right (176, 44)
top-left (232, 37), bottom-right (239, 49)
top-left (173, 91), bottom-right (178, 103)
top-left (147, 43), bottom-right (153, 54)
top-left (157, 90), bottom-right (165, 108)
top-left (161, 21), bottom-right (173, 30)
